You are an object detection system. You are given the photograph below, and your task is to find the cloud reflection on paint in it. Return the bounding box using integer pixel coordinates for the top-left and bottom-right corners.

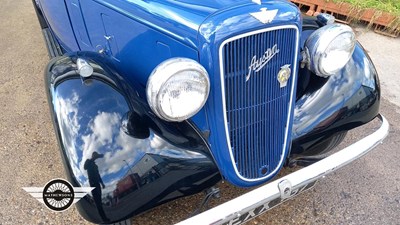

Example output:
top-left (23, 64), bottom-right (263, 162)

top-left (54, 91), bottom-right (83, 182)
top-left (54, 79), bottom-right (205, 196)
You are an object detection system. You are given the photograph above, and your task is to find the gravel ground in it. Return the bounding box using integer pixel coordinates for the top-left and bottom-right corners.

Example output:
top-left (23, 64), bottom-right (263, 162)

top-left (0, 0), bottom-right (399, 224)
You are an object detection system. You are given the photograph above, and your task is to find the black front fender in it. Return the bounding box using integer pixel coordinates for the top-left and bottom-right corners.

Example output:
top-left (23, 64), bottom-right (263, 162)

top-left (45, 52), bottom-right (220, 224)
top-left (291, 20), bottom-right (381, 158)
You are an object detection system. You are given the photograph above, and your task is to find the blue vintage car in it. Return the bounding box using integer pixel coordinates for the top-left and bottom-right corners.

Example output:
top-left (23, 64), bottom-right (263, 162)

top-left (33, 0), bottom-right (389, 224)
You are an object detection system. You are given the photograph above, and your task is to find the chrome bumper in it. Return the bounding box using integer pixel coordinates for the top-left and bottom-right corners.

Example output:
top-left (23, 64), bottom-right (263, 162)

top-left (177, 114), bottom-right (389, 225)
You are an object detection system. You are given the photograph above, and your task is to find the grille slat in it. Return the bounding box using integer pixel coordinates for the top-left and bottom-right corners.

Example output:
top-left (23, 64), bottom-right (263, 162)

top-left (222, 27), bottom-right (298, 180)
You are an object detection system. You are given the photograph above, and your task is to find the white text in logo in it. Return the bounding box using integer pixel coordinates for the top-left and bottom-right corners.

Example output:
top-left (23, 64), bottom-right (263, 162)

top-left (246, 44), bottom-right (280, 82)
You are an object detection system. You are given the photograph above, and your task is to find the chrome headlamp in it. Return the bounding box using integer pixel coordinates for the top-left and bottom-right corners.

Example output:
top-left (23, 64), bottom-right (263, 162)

top-left (146, 58), bottom-right (210, 122)
top-left (305, 24), bottom-right (356, 77)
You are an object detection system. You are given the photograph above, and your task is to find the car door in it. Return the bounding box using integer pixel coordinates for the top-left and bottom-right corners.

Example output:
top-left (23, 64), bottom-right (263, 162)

top-left (38, 0), bottom-right (80, 51)
top-left (64, 0), bottom-right (93, 51)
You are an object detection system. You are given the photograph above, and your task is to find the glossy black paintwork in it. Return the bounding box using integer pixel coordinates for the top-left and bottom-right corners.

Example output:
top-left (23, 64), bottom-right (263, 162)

top-left (43, 19), bottom-right (381, 223)
top-left (45, 53), bottom-right (220, 224)
top-left (290, 22), bottom-right (380, 158)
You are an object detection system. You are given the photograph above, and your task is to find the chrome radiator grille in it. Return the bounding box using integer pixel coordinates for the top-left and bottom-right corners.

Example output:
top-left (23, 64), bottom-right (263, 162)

top-left (220, 26), bottom-right (298, 180)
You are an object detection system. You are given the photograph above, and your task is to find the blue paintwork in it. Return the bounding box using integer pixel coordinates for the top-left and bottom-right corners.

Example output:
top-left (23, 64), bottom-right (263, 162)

top-left (79, 0), bottom-right (200, 84)
top-left (196, 1), bottom-right (301, 186)
top-left (39, 0), bottom-right (303, 138)
top-left (65, 0), bottom-right (93, 50)
top-left (36, 0), bottom-right (382, 220)
top-left (38, 0), bottom-right (80, 51)
top-left (45, 53), bottom-right (220, 223)
top-left (221, 28), bottom-right (298, 184)
top-left (69, 0), bottom-right (302, 187)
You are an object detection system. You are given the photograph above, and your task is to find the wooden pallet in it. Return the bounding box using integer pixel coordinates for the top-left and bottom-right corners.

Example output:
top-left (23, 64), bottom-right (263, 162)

top-left (290, 0), bottom-right (399, 37)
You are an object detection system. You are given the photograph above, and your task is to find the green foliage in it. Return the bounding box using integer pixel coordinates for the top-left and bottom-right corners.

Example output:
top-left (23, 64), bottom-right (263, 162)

top-left (333, 0), bottom-right (400, 16)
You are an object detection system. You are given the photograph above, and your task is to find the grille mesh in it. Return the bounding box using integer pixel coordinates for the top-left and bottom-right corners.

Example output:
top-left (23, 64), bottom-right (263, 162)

top-left (222, 27), bottom-right (297, 179)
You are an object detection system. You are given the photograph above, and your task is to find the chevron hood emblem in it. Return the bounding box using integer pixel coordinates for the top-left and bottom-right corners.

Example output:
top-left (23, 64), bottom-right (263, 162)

top-left (250, 8), bottom-right (278, 24)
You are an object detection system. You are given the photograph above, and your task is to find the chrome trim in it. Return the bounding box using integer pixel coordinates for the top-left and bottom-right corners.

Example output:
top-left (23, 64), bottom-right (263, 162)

top-left (146, 57), bottom-right (210, 122)
top-left (218, 25), bottom-right (300, 182)
top-left (246, 44), bottom-right (280, 82)
top-left (177, 114), bottom-right (389, 225)
top-left (316, 13), bottom-right (336, 25)
top-left (304, 24), bottom-right (356, 77)
top-left (77, 58), bottom-right (94, 78)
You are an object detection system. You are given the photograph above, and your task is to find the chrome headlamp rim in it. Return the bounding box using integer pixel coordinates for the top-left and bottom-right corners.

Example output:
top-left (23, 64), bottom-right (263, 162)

top-left (146, 57), bottom-right (210, 122)
top-left (305, 23), bottom-right (356, 77)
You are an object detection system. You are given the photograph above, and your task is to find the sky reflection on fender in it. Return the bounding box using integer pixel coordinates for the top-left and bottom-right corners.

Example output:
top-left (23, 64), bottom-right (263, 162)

top-left (53, 78), bottom-right (203, 196)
